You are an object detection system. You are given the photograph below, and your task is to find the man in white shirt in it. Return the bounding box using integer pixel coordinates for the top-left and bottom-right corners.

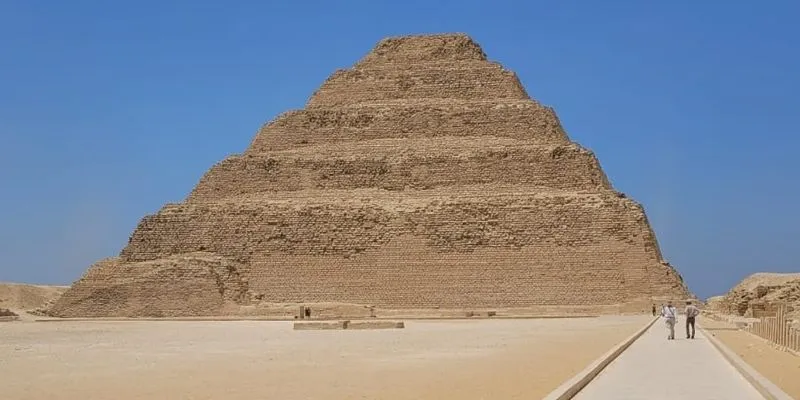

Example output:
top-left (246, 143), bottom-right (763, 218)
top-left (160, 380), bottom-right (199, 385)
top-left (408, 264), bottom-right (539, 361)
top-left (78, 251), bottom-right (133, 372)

top-left (661, 301), bottom-right (677, 340)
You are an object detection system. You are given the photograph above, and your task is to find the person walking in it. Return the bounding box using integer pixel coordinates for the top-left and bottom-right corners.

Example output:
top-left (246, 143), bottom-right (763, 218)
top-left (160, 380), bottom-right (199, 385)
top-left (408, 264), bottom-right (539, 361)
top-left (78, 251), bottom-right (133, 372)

top-left (652, 304), bottom-right (657, 316)
top-left (661, 301), bottom-right (677, 340)
top-left (685, 300), bottom-right (700, 339)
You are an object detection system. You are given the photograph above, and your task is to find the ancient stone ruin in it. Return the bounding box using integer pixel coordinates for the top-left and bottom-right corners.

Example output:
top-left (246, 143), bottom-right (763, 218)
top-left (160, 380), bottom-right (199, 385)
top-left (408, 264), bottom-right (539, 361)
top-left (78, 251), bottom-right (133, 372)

top-left (0, 308), bottom-right (19, 322)
top-left (713, 273), bottom-right (800, 321)
top-left (50, 33), bottom-right (690, 317)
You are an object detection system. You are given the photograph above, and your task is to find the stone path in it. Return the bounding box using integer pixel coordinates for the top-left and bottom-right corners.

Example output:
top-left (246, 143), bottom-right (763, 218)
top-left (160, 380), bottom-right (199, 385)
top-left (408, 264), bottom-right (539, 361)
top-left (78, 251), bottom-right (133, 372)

top-left (572, 319), bottom-right (765, 400)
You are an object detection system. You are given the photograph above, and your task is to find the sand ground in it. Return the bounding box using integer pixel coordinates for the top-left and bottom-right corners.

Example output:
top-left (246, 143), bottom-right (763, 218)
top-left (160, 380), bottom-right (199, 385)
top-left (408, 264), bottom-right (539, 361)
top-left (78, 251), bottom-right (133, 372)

top-left (702, 318), bottom-right (800, 398)
top-left (0, 315), bottom-right (649, 400)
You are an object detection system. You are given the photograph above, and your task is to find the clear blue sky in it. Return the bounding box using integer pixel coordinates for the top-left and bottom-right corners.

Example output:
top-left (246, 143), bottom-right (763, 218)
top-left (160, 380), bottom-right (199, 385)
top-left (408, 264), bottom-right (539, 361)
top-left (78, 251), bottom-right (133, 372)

top-left (1, 1), bottom-right (798, 299)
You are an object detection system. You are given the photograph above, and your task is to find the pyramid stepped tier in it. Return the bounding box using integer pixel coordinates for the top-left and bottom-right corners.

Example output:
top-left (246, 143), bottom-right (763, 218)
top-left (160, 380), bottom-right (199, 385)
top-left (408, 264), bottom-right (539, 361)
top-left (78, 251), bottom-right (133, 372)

top-left (248, 99), bottom-right (568, 153)
top-left (189, 139), bottom-right (611, 201)
top-left (307, 62), bottom-right (529, 108)
top-left (50, 33), bottom-right (691, 317)
top-left (124, 187), bottom-right (655, 261)
top-left (109, 188), bottom-right (681, 309)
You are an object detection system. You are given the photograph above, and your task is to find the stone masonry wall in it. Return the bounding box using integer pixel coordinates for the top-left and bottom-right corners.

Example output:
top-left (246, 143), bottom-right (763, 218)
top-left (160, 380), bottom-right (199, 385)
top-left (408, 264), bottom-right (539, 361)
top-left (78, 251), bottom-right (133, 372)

top-left (247, 100), bottom-right (568, 153)
top-left (121, 190), bottom-right (649, 262)
top-left (307, 63), bottom-right (529, 108)
top-left (188, 141), bottom-right (611, 201)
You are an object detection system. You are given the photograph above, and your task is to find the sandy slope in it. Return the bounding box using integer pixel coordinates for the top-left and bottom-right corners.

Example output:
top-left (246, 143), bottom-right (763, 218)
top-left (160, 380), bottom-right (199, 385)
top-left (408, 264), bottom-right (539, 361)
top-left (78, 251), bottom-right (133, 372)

top-left (0, 282), bottom-right (68, 313)
top-left (0, 315), bottom-right (649, 400)
top-left (731, 272), bottom-right (800, 291)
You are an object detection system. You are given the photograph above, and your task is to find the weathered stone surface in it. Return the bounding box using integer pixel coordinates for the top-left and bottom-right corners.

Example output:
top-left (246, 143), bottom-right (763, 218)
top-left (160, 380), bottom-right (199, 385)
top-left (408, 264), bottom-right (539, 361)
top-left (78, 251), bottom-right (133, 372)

top-left (307, 63), bottom-right (529, 108)
top-left (354, 34), bottom-right (488, 66)
top-left (714, 273), bottom-right (800, 322)
top-left (51, 33), bottom-right (690, 317)
top-left (190, 140), bottom-right (610, 201)
top-left (247, 101), bottom-right (568, 153)
top-left (49, 254), bottom-right (249, 317)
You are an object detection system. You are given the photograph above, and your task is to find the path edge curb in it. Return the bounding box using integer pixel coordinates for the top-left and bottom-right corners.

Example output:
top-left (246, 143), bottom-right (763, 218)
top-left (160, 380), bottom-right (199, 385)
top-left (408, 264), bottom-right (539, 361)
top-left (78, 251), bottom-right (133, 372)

top-left (700, 325), bottom-right (794, 400)
top-left (542, 316), bottom-right (659, 400)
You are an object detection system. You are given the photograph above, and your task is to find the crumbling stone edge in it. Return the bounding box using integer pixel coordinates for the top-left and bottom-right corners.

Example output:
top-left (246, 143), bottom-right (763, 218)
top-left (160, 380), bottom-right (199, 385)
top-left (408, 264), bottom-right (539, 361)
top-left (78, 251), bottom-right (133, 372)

top-left (700, 325), bottom-right (794, 400)
top-left (542, 316), bottom-right (658, 400)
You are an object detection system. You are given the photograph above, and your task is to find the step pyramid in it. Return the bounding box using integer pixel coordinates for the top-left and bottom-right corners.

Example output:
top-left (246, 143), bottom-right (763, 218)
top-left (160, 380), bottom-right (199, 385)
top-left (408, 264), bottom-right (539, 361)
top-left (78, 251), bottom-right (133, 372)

top-left (50, 34), bottom-right (690, 317)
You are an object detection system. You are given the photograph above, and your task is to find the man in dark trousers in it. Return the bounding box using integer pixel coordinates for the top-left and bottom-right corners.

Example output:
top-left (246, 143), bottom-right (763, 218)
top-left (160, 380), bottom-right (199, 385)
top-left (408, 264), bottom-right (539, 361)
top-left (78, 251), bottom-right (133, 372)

top-left (684, 300), bottom-right (700, 339)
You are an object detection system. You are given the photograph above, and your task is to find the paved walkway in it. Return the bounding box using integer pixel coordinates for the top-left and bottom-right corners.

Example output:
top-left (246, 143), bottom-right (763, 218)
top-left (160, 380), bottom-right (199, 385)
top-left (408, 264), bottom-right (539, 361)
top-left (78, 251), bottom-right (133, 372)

top-left (573, 319), bottom-right (764, 400)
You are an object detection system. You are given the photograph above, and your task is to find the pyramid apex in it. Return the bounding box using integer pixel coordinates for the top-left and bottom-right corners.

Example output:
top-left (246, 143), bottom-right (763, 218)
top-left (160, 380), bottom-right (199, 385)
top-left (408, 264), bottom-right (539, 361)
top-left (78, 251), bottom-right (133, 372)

top-left (357, 32), bottom-right (487, 66)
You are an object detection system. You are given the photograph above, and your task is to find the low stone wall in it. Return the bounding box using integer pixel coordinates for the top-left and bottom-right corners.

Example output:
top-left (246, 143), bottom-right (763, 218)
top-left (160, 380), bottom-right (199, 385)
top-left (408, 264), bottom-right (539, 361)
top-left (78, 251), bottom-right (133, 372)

top-left (293, 321), bottom-right (350, 330)
top-left (293, 320), bottom-right (405, 330)
top-left (347, 321), bottom-right (405, 330)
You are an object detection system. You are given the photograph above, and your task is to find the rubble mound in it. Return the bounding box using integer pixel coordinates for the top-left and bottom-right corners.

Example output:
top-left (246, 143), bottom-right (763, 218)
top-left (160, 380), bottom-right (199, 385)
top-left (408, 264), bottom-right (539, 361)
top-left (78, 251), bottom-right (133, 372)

top-left (48, 253), bottom-right (249, 317)
top-left (717, 273), bottom-right (800, 321)
top-left (0, 282), bottom-right (68, 313)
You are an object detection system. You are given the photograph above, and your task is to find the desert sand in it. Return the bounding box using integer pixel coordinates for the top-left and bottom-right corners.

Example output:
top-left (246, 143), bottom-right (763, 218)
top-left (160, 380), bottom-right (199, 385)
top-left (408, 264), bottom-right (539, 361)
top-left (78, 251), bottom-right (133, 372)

top-left (730, 272), bottom-right (800, 291)
top-left (0, 315), bottom-right (649, 400)
top-left (703, 318), bottom-right (800, 398)
top-left (0, 282), bottom-right (68, 315)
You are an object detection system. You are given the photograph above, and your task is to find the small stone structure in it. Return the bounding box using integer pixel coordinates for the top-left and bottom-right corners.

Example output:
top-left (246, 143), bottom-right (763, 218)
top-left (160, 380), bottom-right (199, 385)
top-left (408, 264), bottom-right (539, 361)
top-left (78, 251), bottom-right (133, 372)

top-left (293, 320), bottom-right (405, 330)
top-left (50, 33), bottom-right (691, 318)
top-left (714, 273), bottom-right (799, 322)
top-left (293, 320), bottom-right (350, 330)
top-left (347, 321), bottom-right (405, 330)
top-left (0, 308), bottom-right (19, 322)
